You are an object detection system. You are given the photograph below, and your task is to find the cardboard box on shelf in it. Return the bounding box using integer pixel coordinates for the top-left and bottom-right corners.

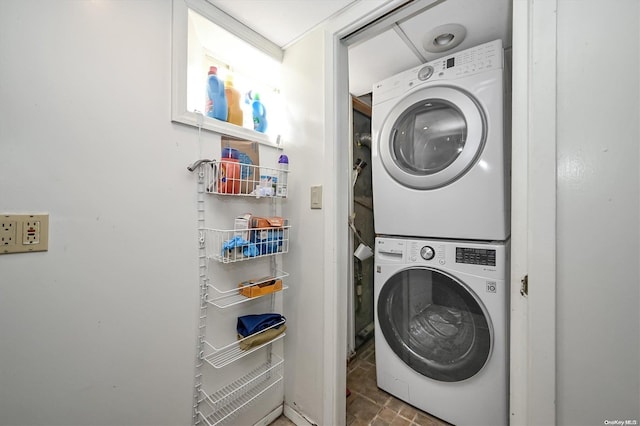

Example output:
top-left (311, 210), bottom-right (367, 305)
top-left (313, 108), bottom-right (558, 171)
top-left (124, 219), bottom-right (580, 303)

top-left (250, 216), bottom-right (286, 229)
top-left (234, 213), bottom-right (252, 241)
top-left (238, 278), bottom-right (283, 298)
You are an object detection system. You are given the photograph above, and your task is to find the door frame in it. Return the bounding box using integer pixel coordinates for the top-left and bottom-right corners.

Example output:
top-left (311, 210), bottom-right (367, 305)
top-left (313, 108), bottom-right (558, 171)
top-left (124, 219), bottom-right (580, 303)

top-left (326, 0), bottom-right (559, 425)
top-left (510, 0), bottom-right (557, 424)
top-left (320, 2), bottom-right (423, 423)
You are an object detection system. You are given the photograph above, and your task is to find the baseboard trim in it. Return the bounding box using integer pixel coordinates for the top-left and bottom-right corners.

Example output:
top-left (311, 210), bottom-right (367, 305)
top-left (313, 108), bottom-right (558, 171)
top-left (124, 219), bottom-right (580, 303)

top-left (283, 404), bottom-right (315, 426)
top-left (254, 405), bottom-right (284, 426)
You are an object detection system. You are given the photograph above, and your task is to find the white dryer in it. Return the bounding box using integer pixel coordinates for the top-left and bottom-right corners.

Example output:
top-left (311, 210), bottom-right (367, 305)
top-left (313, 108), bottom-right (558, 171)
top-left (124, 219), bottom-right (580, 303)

top-left (371, 39), bottom-right (510, 241)
top-left (374, 236), bottom-right (509, 426)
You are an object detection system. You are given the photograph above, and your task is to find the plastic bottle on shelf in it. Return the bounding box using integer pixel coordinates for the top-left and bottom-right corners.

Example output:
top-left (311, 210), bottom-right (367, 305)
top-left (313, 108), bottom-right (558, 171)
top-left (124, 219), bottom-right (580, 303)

top-left (219, 147), bottom-right (241, 194)
top-left (276, 155), bottom-right (288, 198)
top-left (252, 93), bottom-right (268, 133)
top-left (224, 74), bottom-right (243, 126)
top-left (242, 90), bottom-right (254, 129)
top-left (205, 66), bottom-right (228, 121)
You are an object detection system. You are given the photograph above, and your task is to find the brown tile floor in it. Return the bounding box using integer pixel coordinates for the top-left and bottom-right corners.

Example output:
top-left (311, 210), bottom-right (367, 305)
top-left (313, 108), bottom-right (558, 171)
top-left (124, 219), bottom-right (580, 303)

top-left (346, 339), bottom-right (450, 426)
top-left (270, 339), bottom-right (451, 426)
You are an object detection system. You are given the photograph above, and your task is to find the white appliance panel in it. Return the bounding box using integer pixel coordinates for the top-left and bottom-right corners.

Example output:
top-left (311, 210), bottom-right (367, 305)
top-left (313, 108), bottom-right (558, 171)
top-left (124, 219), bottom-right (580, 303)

top-left (374, 236), bottom-right (509, 426)
top-left (371, 39), bottom-right (510, 241)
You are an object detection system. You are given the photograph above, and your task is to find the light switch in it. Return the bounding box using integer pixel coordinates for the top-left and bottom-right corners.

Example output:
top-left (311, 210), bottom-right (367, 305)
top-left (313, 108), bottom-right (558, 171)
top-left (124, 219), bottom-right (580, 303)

top-left (310, 185), bottom-right (322, 209)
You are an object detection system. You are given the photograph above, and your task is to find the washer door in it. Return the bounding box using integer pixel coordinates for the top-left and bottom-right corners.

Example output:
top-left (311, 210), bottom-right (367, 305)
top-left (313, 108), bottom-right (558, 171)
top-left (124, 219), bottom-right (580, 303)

top-left (377, 267), bottom-right (491, 382)
top-left (378, 86), bottom-right (485, 189)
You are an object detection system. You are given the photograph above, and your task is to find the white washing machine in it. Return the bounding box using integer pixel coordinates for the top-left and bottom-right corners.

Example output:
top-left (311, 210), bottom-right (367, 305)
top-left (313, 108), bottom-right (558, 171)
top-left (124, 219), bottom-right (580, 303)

top-left (371, 39), bottom-right (510, 241)
top-left (374, 236), bottom-right (509, 426)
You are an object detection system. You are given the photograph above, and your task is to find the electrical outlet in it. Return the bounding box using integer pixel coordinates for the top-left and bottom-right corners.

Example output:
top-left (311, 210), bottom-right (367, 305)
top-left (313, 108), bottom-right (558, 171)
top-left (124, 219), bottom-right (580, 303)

top-left (1, 219), bottom-right (17, 247)
top-left (23, 220), bottom-right (40, 244)
top-left (0, 214), bottom-right (49, 254)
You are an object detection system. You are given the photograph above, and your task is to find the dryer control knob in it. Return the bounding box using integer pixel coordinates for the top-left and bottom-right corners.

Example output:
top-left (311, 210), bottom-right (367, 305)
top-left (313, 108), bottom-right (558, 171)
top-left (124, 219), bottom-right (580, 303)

top-left (418, 65), bottom-right (434, 81)
top-left (420, 246), bottom-right (435, 260)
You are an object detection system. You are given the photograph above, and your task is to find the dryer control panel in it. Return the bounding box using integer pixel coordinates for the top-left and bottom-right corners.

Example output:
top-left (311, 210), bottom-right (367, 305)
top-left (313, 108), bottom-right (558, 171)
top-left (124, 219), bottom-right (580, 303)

top-left (410, 40), bottom-right (502, 84)
top-left (433, 40), bottom-right (502, 77)
top-left (373, 39), bottom-right (504, 105)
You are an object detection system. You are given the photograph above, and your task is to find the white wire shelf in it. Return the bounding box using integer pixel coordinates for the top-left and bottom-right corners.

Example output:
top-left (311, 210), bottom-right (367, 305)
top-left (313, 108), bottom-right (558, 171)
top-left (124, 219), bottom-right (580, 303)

top-left (202, 319), bottom-right (286, 369)
top-left (207, 271), bottom-right (289, 309)
top-left (197, 355), bottom-right (284, 426)
top-left (201, 160), bottom-right (289, 198)
top-left (202, 226), bottom-right (290, 263)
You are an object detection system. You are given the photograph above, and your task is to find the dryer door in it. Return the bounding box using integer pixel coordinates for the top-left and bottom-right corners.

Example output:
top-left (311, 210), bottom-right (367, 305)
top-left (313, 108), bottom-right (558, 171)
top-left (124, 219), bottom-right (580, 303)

top-left (377, 267), bottom-right (491, 382)
top-left (378, 86), bottom-right (485, 189)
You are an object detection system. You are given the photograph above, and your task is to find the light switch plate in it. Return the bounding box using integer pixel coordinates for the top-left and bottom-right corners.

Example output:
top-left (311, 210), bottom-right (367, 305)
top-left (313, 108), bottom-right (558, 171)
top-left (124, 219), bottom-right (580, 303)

top-left (310, 185), bottom-right (322, 209)
top-left (1, 214), bottom-right (49, 254)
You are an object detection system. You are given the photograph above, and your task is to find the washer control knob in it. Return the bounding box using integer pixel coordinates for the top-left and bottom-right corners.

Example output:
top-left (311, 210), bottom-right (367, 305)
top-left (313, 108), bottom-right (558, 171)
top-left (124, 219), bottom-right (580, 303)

top-left (420, 246), bottom-right (435, 260)
top-left (418, 65), bottom-right (434, 81)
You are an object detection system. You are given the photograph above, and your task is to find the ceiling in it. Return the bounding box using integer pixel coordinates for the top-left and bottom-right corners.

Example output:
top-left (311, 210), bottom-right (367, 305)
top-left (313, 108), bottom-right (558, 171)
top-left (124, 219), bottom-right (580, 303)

top-left (207, 0), bottom-right (512, 97)
top-left (207, 0), bottom-right (361, 47)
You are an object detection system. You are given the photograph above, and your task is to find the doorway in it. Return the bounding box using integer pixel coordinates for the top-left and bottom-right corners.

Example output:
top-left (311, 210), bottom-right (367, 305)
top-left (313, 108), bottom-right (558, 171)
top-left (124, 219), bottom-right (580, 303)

top-left (351, 96), bottom-right (374, 351)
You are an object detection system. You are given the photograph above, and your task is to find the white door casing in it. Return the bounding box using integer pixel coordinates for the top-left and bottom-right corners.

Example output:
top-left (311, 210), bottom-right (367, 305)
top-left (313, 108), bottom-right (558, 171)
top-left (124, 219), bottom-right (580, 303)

top-left (510, 0), bottom-right (557, 424)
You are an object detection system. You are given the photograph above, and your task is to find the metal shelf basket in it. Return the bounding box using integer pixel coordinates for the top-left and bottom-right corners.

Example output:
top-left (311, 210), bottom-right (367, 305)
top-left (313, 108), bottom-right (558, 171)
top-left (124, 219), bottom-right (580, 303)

top-left (202, 318), bottom-right (286, 369)
top-left (202, 226), bottom-right (290, 264)
top-left (197, 355), bottom-right (284, 426)
top-left (202, 161), bottom-right (289, 198)
top-left (206, 271), bottom-right (289, 309)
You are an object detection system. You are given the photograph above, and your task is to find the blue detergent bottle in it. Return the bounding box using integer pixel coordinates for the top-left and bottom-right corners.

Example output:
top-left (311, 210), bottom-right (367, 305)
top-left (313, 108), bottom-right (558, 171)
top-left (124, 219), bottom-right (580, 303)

top-left (206, 66), bottom-right (228, 121)
top-left (252, 93), bottom-right (267, 133)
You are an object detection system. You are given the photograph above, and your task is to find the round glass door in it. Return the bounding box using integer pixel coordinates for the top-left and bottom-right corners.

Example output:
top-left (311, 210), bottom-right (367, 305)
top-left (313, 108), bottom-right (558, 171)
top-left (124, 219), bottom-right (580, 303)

top-left (377, 267), bottom-right (491, 382)
top-left (378, 86), bottom-right (486, 189)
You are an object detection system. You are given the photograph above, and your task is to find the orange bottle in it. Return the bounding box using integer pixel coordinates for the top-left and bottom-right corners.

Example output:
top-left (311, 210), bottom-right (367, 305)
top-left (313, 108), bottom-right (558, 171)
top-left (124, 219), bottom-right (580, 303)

top-left (219, 148), bottom-right (241, 194)
top-left (224, 75), bottom-right (243, 126)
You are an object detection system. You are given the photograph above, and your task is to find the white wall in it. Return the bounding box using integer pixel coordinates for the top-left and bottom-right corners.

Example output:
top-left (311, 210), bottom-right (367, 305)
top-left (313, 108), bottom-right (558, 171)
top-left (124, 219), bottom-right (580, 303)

top-left (279, 27), bottom-right (328, 424)
top-left (556, 1), bottom-right (640, 424)
top-left (0, 1), bottom-right (201, 424)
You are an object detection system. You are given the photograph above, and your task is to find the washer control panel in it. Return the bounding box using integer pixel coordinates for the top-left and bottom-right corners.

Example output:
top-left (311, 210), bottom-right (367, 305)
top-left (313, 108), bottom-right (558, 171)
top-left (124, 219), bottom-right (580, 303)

top-left (455, 247), bottom-right (496, 266)
top-left (376, 238), bottom-right (405, 258)
top-left (408, 241), bottom-right (446, 264)
top-left (376, 237), bottom-right (506, 279)
top-left (420, 245), bottom-right (435, 260)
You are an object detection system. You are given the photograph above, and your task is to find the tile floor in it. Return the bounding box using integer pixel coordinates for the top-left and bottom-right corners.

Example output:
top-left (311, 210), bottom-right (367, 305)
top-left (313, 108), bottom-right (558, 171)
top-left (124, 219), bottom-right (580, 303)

top-left (345, 339), bottom-right (450, 426)
top-left (270, 339), bottom-right (450, 426)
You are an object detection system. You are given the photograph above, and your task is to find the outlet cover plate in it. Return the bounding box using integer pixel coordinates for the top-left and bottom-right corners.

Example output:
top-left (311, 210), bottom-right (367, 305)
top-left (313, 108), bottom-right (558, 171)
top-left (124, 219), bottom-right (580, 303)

top-left (1, 214), bottom-right (49, 254)
top-left (1, 220), bottom-right (17, 247)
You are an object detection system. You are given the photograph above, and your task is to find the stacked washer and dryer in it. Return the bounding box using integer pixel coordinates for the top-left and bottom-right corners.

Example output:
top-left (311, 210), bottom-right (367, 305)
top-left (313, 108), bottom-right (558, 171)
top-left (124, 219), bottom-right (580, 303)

top-left (371, 39), bottom-right (510, 426)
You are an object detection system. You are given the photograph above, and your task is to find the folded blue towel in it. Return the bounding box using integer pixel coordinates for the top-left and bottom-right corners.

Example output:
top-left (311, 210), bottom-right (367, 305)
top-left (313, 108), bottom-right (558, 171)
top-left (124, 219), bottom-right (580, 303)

top-left (237, 313), bottom-right (286, 337)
